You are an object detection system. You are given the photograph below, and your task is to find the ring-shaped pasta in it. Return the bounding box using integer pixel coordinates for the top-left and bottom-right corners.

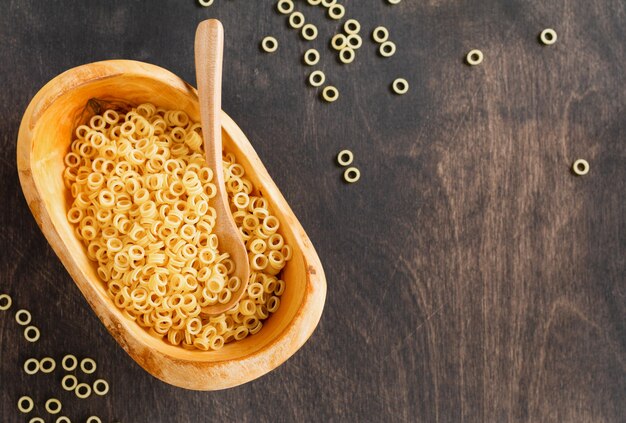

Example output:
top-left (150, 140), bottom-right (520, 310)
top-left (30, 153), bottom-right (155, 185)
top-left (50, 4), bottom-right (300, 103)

top-left (276, 0), bottom-right (294, 14)
top-left (62, 354), bottom-right (78, 371)
top-left (39, 357), bottom-right (56, 373)
top-left (328, 4), bottom-right (345, 20)
top-left (301, 24), bottom-right (318, 41)
top-left (344, 167), bottom-right (361, 183)
top-left (62, 375), bottom-right (79, 391)
top-left (29, 418), bottom-right (45, 423)
top-left (379, 41), bottom-right (396, 57)
top-left (388, 0), bottom-right (401, 4)
top-left (0, 294), bottom-right (12, 310)
top-left (198, 0), bottom-right (214, 6)
top-left (261, 36), bottom-right (278, 53)
top-left (540, 28), bottom-right (557, 45)
top-left (337, 150), bottom-right (354, 166)
top-left (372, 26), bottom-right (389, 43)
top-left (45, 398), bottom-right (62, 414)
top-left (322, 86), bottom-right (339, 103)
top-left (56, 417), bottom-right (72, 423)
top-left (347, 34), bottom-right (362, 49)
top-left (321, 0), bottom-right (336, 6)
top-left (18, 396), bottom-right (34, 413)
top-left (303, 49), bottom-right (320, 66)
top-left (466, 49), bottom-right (483, 65)
top-left (86, 417), bottom-right (102, 423)
top-left (15, 309), bottom-right (32, 325)
top-left (24, 326), bottom-right (40, 342)
top-left (24, 358), bottom-right (40, 375)
top-left (344, 19), bottom-right (361, 34)
top-left (307, 0), bottom-right (322, 4)
top-left (572, 159), bottom-right (589, 176)
top-left (308, 70), bottom-right (326, 87)
top-left (331, 34), bottom-right (347, 50)
top-left (75, 383), bottom-right (92, 399)
top-left (339, 47), bottom-right (356, 64)
top-left (80, 357), bottom-right (97, 374)
top-left (288, 11), bottom-right (305, 29)
top-left (392, 78), bottom-right (409, 95)
top-left (93, 379), bottom-right (110, 396)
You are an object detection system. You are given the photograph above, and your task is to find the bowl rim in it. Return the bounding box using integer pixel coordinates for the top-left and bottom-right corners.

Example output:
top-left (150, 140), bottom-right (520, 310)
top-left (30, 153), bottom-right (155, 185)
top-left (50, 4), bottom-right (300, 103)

top-left (16, 59), bottom-right (327, 390)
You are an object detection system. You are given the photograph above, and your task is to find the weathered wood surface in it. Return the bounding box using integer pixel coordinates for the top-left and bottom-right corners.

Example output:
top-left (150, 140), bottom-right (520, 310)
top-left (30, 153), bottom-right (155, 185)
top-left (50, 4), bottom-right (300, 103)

top-left (1, 0), bottom-right (624, 422)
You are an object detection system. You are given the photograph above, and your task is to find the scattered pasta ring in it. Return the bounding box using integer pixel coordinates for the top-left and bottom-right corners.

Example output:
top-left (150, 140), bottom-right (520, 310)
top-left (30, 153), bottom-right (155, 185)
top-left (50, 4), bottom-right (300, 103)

top-left (307, 0), bottom-right (322, 4)
top-left (301, 24), bottom-right (318, 41)
top-left (93, 379), bottom-right (110, 396)
top-left (56, 417), bottom-right (71, 423)
top-left (15, 309), bottom-right (32, 325)
top-left (379, 41), bottom-right (396, 57)
top-left (344, 167), bottom-right (361, 183)
top-left (261, 36), bottom-right (278, 53)
top-left (344, 19), bottom-right (361, 35)
top-left (61, 354), bottom-right (78, 371)
top-left (18, 396), bottom-right (34, 413)
top-left (322, 86), bottom-right (339, 103)
top-left (86, 417), bottom-right (102, 423)
top-left (328, 4), bottom-right (345, 20)
top-left (39, 357), bottom-right (56, 373)
top-left (540, 28), bottom-right (557, 45)
top-left (346, 34), bottom-right (362, 49)
top-left (80, 357), bottom-right (97, 374)
top-left (321, 0), bottom-right (337, 6)
top-left (387, 0), bottom-right (401, 4)
top-left (337, 150), bottom-right (354, 166)
top-left (392, 78), bottom-right (409, 95)
top-left (331, 34), bottom-right (347, 50)
top-left (75, 383), bottom-right (92, 399)
top-left (45, 398), bottom-right (62, 414)
top-left (0, 294), bottom-right (11, 310)
top-left (24, 358), bottom-right (40, 375)
top-left (339, 47), bottom-right (356, 64)
top-left (288, 12), bottom-right (305, 29)
top-left (303, 49), bottom-right (320, 66)
top-left (276, 0), bottom-right (294, 14)
top-left (29, 418), bottom-right (45, 423)
top-left (61, 375), bottom-right (78, 391)
top-left (198, 0), bottom-right (214, 6)
top-left (372, 26), bottom-right (389, 43)
top-left (466, 49), bottom-right (483, 65)
top-left (572, 159), bottom-right (589, 176)
top-left (24, 326), bottom-right (40, 342)
top-left (308, 70), bottom-right (326, 87)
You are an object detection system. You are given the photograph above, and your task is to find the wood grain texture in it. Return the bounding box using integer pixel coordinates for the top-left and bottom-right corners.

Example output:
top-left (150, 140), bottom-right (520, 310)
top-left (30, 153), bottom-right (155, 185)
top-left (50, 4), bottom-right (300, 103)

top-left (1, 0), bottom-right (624, 422)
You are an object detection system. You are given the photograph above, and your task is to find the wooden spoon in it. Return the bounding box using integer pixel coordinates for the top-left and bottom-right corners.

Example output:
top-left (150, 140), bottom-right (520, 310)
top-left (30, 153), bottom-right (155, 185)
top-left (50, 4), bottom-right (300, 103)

top-left (195, 19), bottom-right (250, 315)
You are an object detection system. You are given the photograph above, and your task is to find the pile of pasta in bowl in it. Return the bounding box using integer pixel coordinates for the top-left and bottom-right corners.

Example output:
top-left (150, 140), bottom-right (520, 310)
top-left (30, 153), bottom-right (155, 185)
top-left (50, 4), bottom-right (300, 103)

top-left (62, 103), bottom-right (289, 351)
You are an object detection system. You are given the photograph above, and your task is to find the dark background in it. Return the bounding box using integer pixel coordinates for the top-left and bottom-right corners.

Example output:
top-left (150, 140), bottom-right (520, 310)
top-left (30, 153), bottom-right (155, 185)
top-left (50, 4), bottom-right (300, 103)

top-left (1, 0), bottom-right (625, 422)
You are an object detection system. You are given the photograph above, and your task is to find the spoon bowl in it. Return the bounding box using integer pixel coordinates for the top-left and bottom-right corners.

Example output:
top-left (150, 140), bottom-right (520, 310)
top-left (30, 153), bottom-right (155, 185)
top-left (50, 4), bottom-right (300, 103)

top-left (16, 59), bottom-right (326, 390)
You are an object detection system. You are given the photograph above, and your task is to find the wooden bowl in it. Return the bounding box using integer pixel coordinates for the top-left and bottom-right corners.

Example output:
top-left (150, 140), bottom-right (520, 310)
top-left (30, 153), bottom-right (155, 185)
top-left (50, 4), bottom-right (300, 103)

top-left (16, 60), bottom-right (326, 390)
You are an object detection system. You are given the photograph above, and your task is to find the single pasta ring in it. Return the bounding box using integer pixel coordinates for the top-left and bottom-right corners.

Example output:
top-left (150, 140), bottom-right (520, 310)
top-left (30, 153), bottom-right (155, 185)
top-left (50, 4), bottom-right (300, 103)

top-left (301, 24), bottom-right (318, 41)
top-left (344, 19), bottom-right (361, 35)
top-left (288, 12), bottom-right (305, 29)
top-left (339, 47), bottom-right (355, 64)
top-left (572, 159), bottom-right (589, 176)
top-left (379, 41), bottom-right (396, 57)
top-left (23, 358), bottom-right (40, 375)
top-left (62, 374), bottom-right (79, 391)
top-left (93, 379), bottom-right (110, 396)
top-left (392, 78), bottom-right (409, 95)
top-left (322, 86), bottom-right (339, 103)
top-left (372, 26), bottom-right (389, 43)
top-left (328, 4), bottom-right (345, 20)
top-left (466, 49), bottom-right (483, 65)
top-left (346, 34), bottom-right (362, 49)
top-left (80, 357), bottom-right (97, 374)
top-left (388, 0), bottom-right (402, 4)
top-left (0, 293), bottom-right (11, 310)
top-left (18, 396), bottom-right (34, 413)
top-left (86, 417), bottom-right (102, 423)
top-left (337, 150), bottom-right (354, 166)
top-left (308, 70), bottom-right (326, 87)
top-left (45, 398), bottom-right (62, 414)
top-left (331, 34), bottom-right (347, 51)
top-left (75, 383), bottom-right (92, 399)
top-left (39, 357), bottom-right (56, 373)
top-left (261, 36), bottom-right (278, 53)
top-left (276, 0), bottom-right (294, 14)
top-left (198, 0), bottom-right (214, 6)
top-left (344, 167), bottom-right (361, 183)
top-left (55, 417), bottom-right (72, 423)
top-left (15, 309), bottom-right (32, 325)
top-left (24, 326), bottom-right (40, 342)
top-left (303, 49), bottom-right (320, 66)
top-left (540, 28), bottom-right (557, 45)
top-left (61, 354), bottom-right (78, 371)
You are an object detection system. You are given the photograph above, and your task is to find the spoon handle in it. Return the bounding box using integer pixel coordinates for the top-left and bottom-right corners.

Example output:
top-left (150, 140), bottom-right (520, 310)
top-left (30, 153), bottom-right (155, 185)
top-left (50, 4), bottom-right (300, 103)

top-left (195, 19), bottom-right (226, 196)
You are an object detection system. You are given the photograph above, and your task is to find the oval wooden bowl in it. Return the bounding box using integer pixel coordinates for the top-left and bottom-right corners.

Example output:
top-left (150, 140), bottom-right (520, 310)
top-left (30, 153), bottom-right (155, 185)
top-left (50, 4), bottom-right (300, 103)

top-left (16, 60), bottom-right (326, 390)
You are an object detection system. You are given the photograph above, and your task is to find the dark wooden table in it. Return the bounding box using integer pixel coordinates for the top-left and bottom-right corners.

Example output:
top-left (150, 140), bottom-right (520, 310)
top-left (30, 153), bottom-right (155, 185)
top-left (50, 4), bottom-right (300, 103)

top-left (1, 1), bottom-right (624, 422)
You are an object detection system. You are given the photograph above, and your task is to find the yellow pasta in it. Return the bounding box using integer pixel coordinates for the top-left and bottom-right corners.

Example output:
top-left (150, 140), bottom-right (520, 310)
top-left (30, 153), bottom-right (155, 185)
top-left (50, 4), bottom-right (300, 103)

top-left (63, 104), bottom-right (290, 351)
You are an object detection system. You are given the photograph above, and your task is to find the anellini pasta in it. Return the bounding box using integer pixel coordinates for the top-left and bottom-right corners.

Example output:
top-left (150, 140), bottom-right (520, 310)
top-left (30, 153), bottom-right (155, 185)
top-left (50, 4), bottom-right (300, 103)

top-left (63, 103), bottom-right (289, 351)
